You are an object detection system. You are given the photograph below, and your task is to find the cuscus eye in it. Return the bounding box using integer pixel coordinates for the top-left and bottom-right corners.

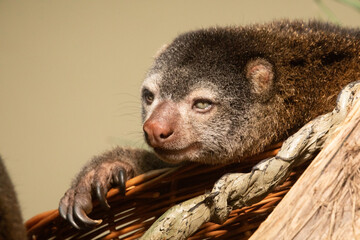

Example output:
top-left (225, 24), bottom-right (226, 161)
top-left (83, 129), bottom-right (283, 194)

top-left (142, 89), bottom-right (154, 105)
top-left (193, 99), bottom-right (213, 112)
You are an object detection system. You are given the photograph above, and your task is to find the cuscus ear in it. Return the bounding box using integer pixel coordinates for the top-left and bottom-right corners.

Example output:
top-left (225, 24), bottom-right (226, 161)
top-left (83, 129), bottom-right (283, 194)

top-left (245, 58), bottom-right (274, 98)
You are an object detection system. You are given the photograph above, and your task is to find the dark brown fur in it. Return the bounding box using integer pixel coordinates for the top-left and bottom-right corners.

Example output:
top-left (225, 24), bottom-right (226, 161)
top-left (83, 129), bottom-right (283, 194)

top-left (0, 156), bottom-right (27, 240)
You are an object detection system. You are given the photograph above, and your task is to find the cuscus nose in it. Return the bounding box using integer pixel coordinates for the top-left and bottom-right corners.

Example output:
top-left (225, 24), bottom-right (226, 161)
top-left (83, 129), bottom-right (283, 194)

top-left (143, 120), bottom-right (174, 147)
top-left (143, 101), bottom-right (178, 148)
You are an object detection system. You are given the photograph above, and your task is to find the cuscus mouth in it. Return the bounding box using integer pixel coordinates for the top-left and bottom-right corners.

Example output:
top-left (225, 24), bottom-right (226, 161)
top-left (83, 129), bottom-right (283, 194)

top-left (153, 142), bottom-right (201, 157)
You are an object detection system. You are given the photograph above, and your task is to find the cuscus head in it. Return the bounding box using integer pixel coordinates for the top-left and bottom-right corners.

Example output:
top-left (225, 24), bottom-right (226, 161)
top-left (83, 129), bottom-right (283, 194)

top-left (141, 27), bottom-right (276, 164)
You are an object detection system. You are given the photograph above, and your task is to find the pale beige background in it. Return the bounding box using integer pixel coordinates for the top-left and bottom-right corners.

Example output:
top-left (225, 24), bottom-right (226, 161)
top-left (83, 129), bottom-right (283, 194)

top-left (0, 0), bottom-right (359, 221)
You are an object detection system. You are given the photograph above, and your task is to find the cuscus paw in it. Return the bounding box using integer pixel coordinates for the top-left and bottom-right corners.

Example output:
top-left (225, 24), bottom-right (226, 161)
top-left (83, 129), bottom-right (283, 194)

top-left (59, 164), bottom-right (129, 229)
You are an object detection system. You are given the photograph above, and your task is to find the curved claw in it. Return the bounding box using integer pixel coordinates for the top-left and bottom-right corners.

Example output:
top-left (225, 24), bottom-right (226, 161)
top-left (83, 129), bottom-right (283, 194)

top-left (114, 169), bottom-right (127, 195)
top-left (74, 204), bottom-right (102, 228)
top-left (96, 183), bottom-right (110, 209)
top-left (67, 207), bottom-right (81, 229)
top-left (58, 203), bottom-right (68, 220)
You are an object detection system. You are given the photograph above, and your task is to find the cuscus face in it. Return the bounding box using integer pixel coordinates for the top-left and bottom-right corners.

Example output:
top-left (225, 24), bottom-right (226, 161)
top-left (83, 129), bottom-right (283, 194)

top-left (141, 28), bottom-right (276, 164)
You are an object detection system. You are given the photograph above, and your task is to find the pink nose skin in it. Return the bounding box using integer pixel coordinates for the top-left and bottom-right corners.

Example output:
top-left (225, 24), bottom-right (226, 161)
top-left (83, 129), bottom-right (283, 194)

top-left (143, 101), bottom-right (178, 148)
top-left (143, 120), bottom-right (174, 147)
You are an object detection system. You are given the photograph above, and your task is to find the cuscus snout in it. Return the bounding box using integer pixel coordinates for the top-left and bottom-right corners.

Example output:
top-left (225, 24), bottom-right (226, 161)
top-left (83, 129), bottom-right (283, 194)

top-left (143, 101), bottom-right (180, 148)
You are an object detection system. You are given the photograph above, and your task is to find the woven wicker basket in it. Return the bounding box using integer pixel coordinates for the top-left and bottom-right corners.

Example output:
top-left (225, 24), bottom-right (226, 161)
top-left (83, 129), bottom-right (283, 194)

top-left (26, 143), bottom-right (308, 239)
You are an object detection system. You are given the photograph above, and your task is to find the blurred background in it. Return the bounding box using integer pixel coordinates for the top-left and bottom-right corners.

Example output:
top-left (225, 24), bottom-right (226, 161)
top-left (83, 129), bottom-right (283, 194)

top-left (0, 0), bottom-right (359, 221)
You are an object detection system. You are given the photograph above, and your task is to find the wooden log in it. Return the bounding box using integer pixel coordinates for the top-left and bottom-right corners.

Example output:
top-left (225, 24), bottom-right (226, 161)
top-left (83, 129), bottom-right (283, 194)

top-left (250, 96), bottom-right (360, 239)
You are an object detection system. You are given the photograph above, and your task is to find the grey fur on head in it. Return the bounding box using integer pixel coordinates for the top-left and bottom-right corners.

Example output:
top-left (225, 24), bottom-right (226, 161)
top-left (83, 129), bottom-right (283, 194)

top-left (141, 20), bottom-right (360, 164)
